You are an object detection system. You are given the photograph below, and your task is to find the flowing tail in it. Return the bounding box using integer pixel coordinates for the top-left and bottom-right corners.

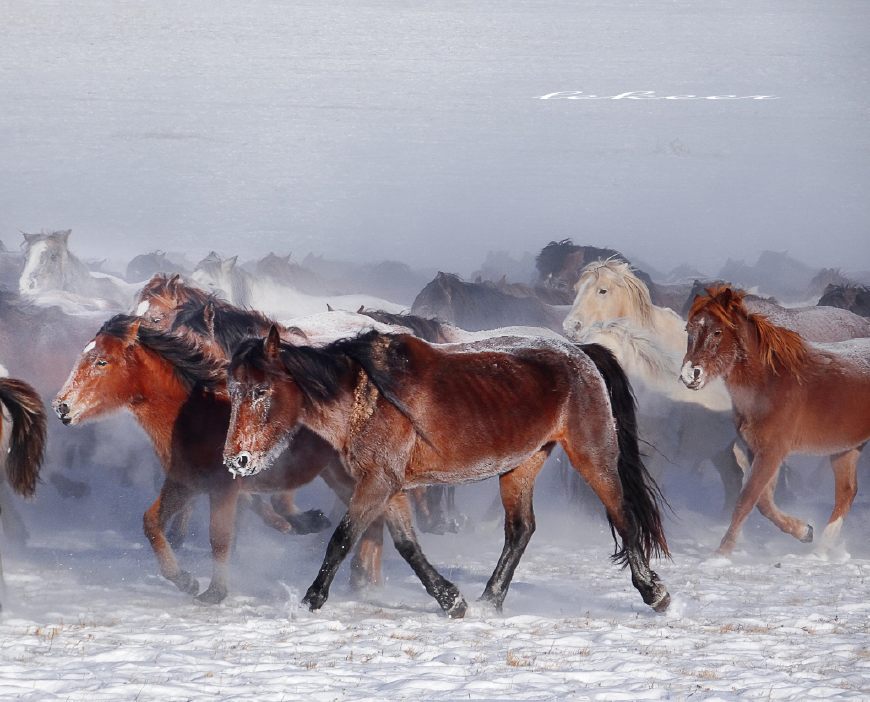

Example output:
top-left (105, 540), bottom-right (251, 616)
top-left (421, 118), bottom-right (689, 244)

top-left (578, 343), bottom-right (670, 562)
top-left (0, 378), bottom-right (47, 497)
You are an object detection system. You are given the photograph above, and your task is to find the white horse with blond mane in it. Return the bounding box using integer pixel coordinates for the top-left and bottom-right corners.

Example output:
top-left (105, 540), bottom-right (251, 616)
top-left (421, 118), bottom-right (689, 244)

top-left (562, 259), bottom-right (732, 411)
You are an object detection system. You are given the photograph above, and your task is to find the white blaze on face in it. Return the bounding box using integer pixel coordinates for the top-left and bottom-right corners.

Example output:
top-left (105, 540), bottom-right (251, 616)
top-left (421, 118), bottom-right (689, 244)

top-left (19, 240), bottom-right (49, 293)
top-left (135, 300), bottom-right (150, 316)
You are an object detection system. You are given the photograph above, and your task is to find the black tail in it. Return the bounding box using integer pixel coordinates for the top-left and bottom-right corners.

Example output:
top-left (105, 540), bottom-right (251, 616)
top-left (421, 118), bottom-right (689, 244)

top-left (578, 343), bottom-right (670, 562)
top-left (0, 378), bottom-right (47, 497)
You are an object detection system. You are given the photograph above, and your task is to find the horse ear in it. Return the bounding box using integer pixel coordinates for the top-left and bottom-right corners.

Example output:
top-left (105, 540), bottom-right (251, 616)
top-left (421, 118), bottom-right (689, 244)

top-left (357, 305), bottom-right (365, 314)
top-left (203, 300), bottom-right (216, 337)
top-left (264, 325), bottom-right (281, 359)
top-left (126, 318), bottom-right (141, 345)
top-left (285, 253), bottom-right (293, 262)
top-left (222, 255), bottom-right (238, 272)
top-left (22, 231), bottom-right (38, 244)
top-left (58, 230), bottom-right (71, 243)
top-left (326, 303), bottom-right (334, 312)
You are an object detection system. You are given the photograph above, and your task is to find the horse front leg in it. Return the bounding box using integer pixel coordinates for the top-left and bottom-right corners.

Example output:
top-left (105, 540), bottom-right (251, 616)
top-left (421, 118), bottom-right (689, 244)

top-left (480, 450), bottom-right (548, 612)
top-left (756, 480), bottom-right (814, 543)
top-left (718, 448), bottom-right (789, 555)
top-left (196, 482), bottom-right (242, 604)
top-left (301, 476), bottom-right (392, 612)
top-left (383, 493), bottom-right (467, 617)
top-left (143, 478), bottom-right (198, 595)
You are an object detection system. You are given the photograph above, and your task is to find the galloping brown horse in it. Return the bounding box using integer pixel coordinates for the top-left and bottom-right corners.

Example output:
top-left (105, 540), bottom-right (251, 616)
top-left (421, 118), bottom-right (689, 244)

top-left (53, 316), bottom-right (379, 603)
top-left (682, 286), bottom-right (870, 555)
top-left (224, 328), bottom-right (671, 616)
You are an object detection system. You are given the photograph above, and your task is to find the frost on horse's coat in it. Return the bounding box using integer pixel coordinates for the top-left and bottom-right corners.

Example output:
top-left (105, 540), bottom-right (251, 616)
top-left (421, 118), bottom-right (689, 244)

top-left (224, 329), bottom-right (671, 616)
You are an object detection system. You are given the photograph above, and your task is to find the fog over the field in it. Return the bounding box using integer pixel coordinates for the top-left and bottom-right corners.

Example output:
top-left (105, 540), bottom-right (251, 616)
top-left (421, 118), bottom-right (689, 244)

top-left (1, 1), bottom-right (868, 276)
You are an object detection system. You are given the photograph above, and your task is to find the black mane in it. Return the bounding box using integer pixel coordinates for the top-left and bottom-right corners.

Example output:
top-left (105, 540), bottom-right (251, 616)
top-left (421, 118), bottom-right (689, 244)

top-left (230, 330), bottom-right (427, 439)
top-left (171, 297), bottom-right (279, 356)
top-left (100, 314), bottom-right (225, 391)
top-left (358, 308), bottom-right (449, 343)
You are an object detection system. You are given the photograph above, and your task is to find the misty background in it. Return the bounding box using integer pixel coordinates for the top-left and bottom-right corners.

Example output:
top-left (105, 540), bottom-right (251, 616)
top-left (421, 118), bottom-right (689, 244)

top-left (2, 1), bottom-right (868, 277)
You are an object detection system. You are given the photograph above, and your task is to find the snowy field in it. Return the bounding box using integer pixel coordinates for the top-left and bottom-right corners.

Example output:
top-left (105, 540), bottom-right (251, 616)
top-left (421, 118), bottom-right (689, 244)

top-left (2, 468), bottom-right (869, 701)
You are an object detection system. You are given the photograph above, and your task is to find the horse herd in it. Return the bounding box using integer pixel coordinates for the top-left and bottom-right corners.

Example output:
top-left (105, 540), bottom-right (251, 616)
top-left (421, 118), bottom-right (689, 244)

top-left (0, 230), bottom-right (868, 618)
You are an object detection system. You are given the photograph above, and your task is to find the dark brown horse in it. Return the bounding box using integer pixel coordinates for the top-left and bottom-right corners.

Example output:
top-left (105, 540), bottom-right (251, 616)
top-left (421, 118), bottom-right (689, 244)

top-left (52, 316), bottom-right (379, 603)
top-left (682, 286), bottom-right (870, 555)
top-left (224, 328), bottom-right (671, 616)
top-left (411, 272), bottom-right (564, 332)
top-left (0, 376), bottom-right (47, 609)
top-left (818, 283), bottom-right (870, 318)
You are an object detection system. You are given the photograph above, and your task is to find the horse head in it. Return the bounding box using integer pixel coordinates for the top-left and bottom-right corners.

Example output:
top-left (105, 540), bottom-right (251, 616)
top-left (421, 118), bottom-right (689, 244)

top-left (563, 259), bottom-right (654, 338)
top-left (224, 326), bottom-right (301, 477)
top-left (54, 317), bottom-right (143, 425)
top-left (19, 229), bottom-right (74, 295)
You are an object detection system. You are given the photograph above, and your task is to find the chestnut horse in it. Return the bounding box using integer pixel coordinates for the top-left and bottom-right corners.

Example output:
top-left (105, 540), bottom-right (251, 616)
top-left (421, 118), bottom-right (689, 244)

top-left (224, 328), bottom-right (671, 616)
top-left (133, 276), bottom-right (325, 540)
top-left (0, 376), bottom-right (47, 609)
top-left (682, 286), bottom-right (870, 555)
top-left (53, 316), bottom-right (380, 603)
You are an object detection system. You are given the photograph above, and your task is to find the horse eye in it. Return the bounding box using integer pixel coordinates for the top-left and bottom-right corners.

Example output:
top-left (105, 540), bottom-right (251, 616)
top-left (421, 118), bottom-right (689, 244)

top-left (713, 330), bottom-right (722, 337)
top-left (150, 315), bottom-right (162, 323)
top-left (95, 359), bottom-right (108, 367)
top-left (253, 387), bottom-right (267, 398)
top-left (598, 289), bottom-right (607, 295)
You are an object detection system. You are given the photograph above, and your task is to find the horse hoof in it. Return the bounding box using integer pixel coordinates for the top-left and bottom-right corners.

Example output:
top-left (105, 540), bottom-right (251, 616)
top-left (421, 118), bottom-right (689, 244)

top-left (288, 509), bottom-right (332, 535)
top-left (302, 587), bottom-right (327, 611)
top-left (445, 594), bottom-right (468, 619)
top-left (800, 524), bottom-right (814, 544)
top-left (171, 570), bottom-right (199, 596)
top-left (651, 591), bottom-right (671, 613)
top-left (195, 585), bottom-right (228, 605)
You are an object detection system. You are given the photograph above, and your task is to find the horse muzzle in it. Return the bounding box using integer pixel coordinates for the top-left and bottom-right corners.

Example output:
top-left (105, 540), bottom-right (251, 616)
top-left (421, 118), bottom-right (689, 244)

top-left (680, 361), bottom-right (706, 390)
top-left (53, 399), bottom-right (74, 425)
top-left (562, 318), bottom-right (583, 339)
top-left (224, 451), bottom-right (258, 478)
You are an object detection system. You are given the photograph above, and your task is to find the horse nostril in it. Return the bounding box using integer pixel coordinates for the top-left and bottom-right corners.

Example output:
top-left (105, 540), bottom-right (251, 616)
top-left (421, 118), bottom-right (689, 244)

top-left (693, 367), bottom-right (701, 380)
top-left (57, 402), bottom-right (70, 416)
top-left (235, 452), bottom-right (251, 469)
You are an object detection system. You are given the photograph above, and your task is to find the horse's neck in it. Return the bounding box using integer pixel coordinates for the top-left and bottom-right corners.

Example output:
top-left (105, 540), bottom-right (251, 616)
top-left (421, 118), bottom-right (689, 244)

top-left (62, 252), bottom-right (94, 290)
top-left (126, 359), bottom-right (192, 466)
top-left (299, 371), bottom-right (359, 453)
top-left (724, 322), bottom-right (796, 403)
top-left (646, 306), bottom-right (688, 355)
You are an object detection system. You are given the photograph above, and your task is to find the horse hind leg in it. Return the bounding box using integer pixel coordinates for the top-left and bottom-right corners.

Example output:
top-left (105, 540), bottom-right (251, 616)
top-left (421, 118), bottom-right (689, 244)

top-left (270, 491), bottom-right (331, 535)
top-left (479, 448), bottom-right (550, 612)
top-left (820, 448), bottom-right (860, 547)
top-left (559, 440), bottom-right (669, 612)
top-left (350, 516), bottom-right (385, 590)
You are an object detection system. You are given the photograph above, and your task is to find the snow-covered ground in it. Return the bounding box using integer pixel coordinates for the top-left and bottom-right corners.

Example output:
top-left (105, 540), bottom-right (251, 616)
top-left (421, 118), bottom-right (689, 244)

top-left (2, 470), bottom-right (869, 701)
